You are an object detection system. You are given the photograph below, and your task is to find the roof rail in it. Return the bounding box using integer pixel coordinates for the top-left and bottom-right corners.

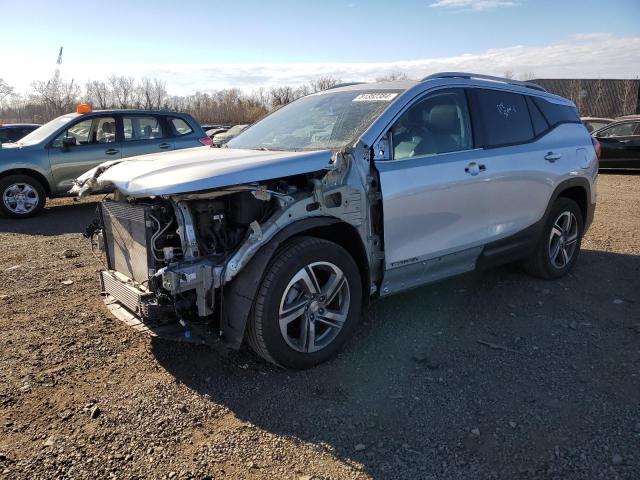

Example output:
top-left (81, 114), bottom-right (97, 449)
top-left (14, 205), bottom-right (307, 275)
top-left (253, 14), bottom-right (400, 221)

top-left (421, 72), bottom-right (546, 92)
top-left (326, 82), bottom-right (366, 90)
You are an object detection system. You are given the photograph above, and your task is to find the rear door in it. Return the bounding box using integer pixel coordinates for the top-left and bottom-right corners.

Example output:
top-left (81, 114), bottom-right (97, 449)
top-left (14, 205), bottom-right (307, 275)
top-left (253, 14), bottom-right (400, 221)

top-left (464, 88), bottom-right (568, 244)
top-left (47, 115), bottom-right (122, 193)
top-left (120, 114), bottom-right (173, 157)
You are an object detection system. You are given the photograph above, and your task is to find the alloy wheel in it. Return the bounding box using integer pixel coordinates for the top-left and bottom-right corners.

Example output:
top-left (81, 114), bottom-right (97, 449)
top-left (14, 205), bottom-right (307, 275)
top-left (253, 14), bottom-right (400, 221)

top-left (548, 211), bottom-right (578, 269)
top-left (278, 261), bottom-right (350, 353)
top-left (2, 182), bottom-right (40, 215)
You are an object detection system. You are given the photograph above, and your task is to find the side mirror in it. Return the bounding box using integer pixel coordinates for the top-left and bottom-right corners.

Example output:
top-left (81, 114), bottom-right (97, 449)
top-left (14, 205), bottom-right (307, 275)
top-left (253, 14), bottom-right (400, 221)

top-left (62, 135), bottom-right (77, 149)
top-left (373, 132), bottom-right (391, 161)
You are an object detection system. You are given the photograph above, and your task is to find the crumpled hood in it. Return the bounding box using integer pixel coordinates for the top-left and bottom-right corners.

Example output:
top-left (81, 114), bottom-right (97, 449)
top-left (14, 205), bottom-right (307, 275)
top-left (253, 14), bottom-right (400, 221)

top-left (73, 146), bottom-right (333, 197)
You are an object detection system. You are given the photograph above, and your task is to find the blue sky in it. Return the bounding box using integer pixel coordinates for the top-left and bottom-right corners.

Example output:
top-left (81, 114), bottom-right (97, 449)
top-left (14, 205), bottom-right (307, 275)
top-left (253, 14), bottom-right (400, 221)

top-left (2, 0), bottom-right (639, 93)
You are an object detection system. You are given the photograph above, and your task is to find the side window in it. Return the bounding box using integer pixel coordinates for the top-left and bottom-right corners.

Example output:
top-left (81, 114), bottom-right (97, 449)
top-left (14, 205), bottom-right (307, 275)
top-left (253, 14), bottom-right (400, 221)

top-left (52, 116), bottom-right (116, 147)
top-left (391, 89), bottom-right (472, 160)
top-left (7, 128), bottom-right (23, 142)
top-left (531, 97), bottom-right (580, 127)
top-left (123, 116), bottom-right (164, 141)
top-left (471, 89), bottom-right (533, 147)
top-left (598, 122), bottom-right (638, 138)
top-left (168, 117), bottom-right (193, 136)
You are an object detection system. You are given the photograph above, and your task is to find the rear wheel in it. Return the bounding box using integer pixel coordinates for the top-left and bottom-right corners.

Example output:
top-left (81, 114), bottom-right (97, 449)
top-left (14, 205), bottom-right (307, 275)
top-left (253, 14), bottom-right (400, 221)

top-left (246, 236), bottom-right (362, 369)
top-left (524, 197), bottom-right (583, 279)
top-left (0, 174), bottom-right (46, 218)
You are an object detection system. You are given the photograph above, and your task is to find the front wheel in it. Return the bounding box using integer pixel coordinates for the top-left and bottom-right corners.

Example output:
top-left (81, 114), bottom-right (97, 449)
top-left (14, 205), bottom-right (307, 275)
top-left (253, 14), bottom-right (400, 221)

top-left (524, 197), bottom-right (584, 279)
top-left (0, 174), bottom-right (47, 218)
top-left (246, 236), bottom-right (362, 369)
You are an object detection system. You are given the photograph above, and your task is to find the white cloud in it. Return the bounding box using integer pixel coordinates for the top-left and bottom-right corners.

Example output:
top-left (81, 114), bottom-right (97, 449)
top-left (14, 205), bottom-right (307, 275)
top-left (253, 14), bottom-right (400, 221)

top-left (2, 33), bottom-right (639, 96)
top-left (429, 0), bottom-right (518, 11)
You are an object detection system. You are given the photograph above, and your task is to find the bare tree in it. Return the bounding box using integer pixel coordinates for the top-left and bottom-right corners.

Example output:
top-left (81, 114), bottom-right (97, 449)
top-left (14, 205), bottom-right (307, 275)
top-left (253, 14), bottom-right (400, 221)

top-left (503, 71), bottom-right (515, 79)
top-left (109, 75), bottom-right (136, 109)
top-left (0, 78), bottom-right (14, 107)
top-left (617, 79), bottom-right (636, 116)
top-left (85, 80), bottom-right (111, 109)
top-left (138, 77), bottom-right (155, 110)
top-left (376, 71), bottom-right (409, 82)
top-left (566, 79), bottom-right (584, 113)
top-left (31, 71), bottom-right (80, 118)
top-left (269, 86), bottom-right (297, 108)
top-left (309, 76), bottom-right (341, 93)
top-left (152, 78), bottom-right (167, 109)
top-left (590, 78), bottom-right (606, 117)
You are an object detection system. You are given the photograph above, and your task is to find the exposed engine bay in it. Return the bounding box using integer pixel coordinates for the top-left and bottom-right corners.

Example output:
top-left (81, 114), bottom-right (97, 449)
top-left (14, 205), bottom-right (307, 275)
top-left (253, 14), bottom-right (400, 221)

top-left (92, 165), bottom-right (371, 347)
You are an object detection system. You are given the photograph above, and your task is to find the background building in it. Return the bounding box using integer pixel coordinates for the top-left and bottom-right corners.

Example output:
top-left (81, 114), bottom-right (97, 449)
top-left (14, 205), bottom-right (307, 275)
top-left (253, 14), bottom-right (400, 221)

top-left (532, 78), bottom-right (640, 118)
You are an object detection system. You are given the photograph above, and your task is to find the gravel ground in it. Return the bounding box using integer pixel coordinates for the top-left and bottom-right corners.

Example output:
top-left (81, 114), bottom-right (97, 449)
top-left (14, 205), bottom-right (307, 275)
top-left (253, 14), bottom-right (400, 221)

top-left (1, 173), bottom-right (639, 480)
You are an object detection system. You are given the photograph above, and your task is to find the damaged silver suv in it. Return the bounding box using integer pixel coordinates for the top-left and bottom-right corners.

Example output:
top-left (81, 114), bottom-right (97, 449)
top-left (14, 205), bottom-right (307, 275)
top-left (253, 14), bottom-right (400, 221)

top-left (76, 72), bottom-right (599, 369)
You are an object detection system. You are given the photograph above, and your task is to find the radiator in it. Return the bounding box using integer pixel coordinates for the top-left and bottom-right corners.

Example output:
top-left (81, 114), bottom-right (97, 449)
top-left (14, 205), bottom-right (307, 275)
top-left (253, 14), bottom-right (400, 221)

top-left (100, 201), bottom-right (156, 284)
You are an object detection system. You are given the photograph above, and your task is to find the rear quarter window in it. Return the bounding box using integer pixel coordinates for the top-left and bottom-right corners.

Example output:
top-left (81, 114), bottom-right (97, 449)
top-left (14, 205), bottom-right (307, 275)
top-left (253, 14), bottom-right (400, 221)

top-left (470, 89), bottom-right (534, 147)
top-left (525, 96), bottom-right (550, 136)
top-left (168, 117), bottom-right (193, 136)
top-left (531, 97), bottom-right (580, 127)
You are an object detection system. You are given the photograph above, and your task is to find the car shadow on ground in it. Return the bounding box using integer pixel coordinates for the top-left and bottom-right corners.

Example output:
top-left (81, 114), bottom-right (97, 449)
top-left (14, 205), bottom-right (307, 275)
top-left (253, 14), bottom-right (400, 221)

top-left (0, 200), bottom-right (98, 235)
top-left (151, 249), bottom-right (640, 478)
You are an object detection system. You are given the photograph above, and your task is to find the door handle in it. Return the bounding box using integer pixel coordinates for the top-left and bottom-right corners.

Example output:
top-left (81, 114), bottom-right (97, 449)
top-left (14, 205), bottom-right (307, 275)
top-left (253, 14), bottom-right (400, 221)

top-left (465, 162), bottom-right (486, 176)
top-left (544, 152), bottom-right (562, 162)
top-left (159, 143), bottom-right (171, 149)
top-left (105, 148), bottom-right (119, 156)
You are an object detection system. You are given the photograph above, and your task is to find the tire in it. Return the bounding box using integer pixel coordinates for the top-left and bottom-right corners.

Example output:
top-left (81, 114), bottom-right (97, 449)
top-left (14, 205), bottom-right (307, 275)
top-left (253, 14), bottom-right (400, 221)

top-left (246, 236), bottom-right (362, 369)
top-left (524, 197), bottom-right (583, 279)
top-left (0, 174), bottom-right (47, 218)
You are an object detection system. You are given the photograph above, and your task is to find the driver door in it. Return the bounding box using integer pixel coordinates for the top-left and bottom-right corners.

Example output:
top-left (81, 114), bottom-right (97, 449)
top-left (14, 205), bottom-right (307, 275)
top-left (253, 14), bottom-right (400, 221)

top-left (48, 115), bottom-right (122, 194)
top-left (375, 88), bottom-right (490, 295)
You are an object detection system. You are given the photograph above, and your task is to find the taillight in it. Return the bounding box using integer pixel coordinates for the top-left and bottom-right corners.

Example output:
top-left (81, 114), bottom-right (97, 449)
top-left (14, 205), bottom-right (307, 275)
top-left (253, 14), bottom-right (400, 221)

top-left (591, 136), bottom-right (602, 159)
top-left (198, 136), bottom-right (213, 147)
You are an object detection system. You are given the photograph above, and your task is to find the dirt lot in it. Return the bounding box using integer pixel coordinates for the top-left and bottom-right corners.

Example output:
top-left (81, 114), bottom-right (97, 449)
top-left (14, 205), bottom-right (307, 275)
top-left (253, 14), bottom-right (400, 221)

top-left (1, 173), bottom-right (639, 480)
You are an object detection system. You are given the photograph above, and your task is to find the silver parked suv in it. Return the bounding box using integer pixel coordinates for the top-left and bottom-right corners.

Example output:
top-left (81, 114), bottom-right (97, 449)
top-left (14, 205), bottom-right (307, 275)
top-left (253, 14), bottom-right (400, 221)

top-left (76, 72), bottom-right (599, 369)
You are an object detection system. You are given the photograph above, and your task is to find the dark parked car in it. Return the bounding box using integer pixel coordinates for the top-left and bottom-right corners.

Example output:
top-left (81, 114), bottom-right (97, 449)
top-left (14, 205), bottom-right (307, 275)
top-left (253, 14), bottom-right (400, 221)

top-left (581, 116), bottom-right (613, 133)
top-left (0, 123), bottom-right (41, 145)
top-left (592, 118), bottom-right (640, 169)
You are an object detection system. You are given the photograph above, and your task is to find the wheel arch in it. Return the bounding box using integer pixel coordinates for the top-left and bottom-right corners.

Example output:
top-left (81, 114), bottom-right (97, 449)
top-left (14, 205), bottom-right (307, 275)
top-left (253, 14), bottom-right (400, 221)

top-left (221, 217), bottom-right (370, 350)
top-left (0, 168), bottom-right (52, 197)
top-left (555, 183), bottom-right (588, 226)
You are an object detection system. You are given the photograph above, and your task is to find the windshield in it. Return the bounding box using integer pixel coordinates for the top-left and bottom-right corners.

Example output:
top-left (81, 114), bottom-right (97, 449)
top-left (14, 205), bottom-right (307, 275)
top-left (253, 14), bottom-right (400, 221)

top-left (17, 113), bottom-right (78, 145)
top-left (228, 90), bottom-right (401, 151)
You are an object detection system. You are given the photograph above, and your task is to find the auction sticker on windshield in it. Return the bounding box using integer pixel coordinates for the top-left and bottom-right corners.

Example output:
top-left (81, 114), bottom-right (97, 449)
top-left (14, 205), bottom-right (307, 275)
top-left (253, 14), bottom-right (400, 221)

top-left (353, 93), bottom-right (398, 102)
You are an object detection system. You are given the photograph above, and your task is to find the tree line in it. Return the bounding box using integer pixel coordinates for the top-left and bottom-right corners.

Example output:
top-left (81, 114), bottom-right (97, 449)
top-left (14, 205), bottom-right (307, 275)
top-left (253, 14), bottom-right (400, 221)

top-left (0, 71), bottom-right (417, 125)
top-left (2, 70), bottom-right (636, 126)
top-left (0, 72), bottom-right (351, 125)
